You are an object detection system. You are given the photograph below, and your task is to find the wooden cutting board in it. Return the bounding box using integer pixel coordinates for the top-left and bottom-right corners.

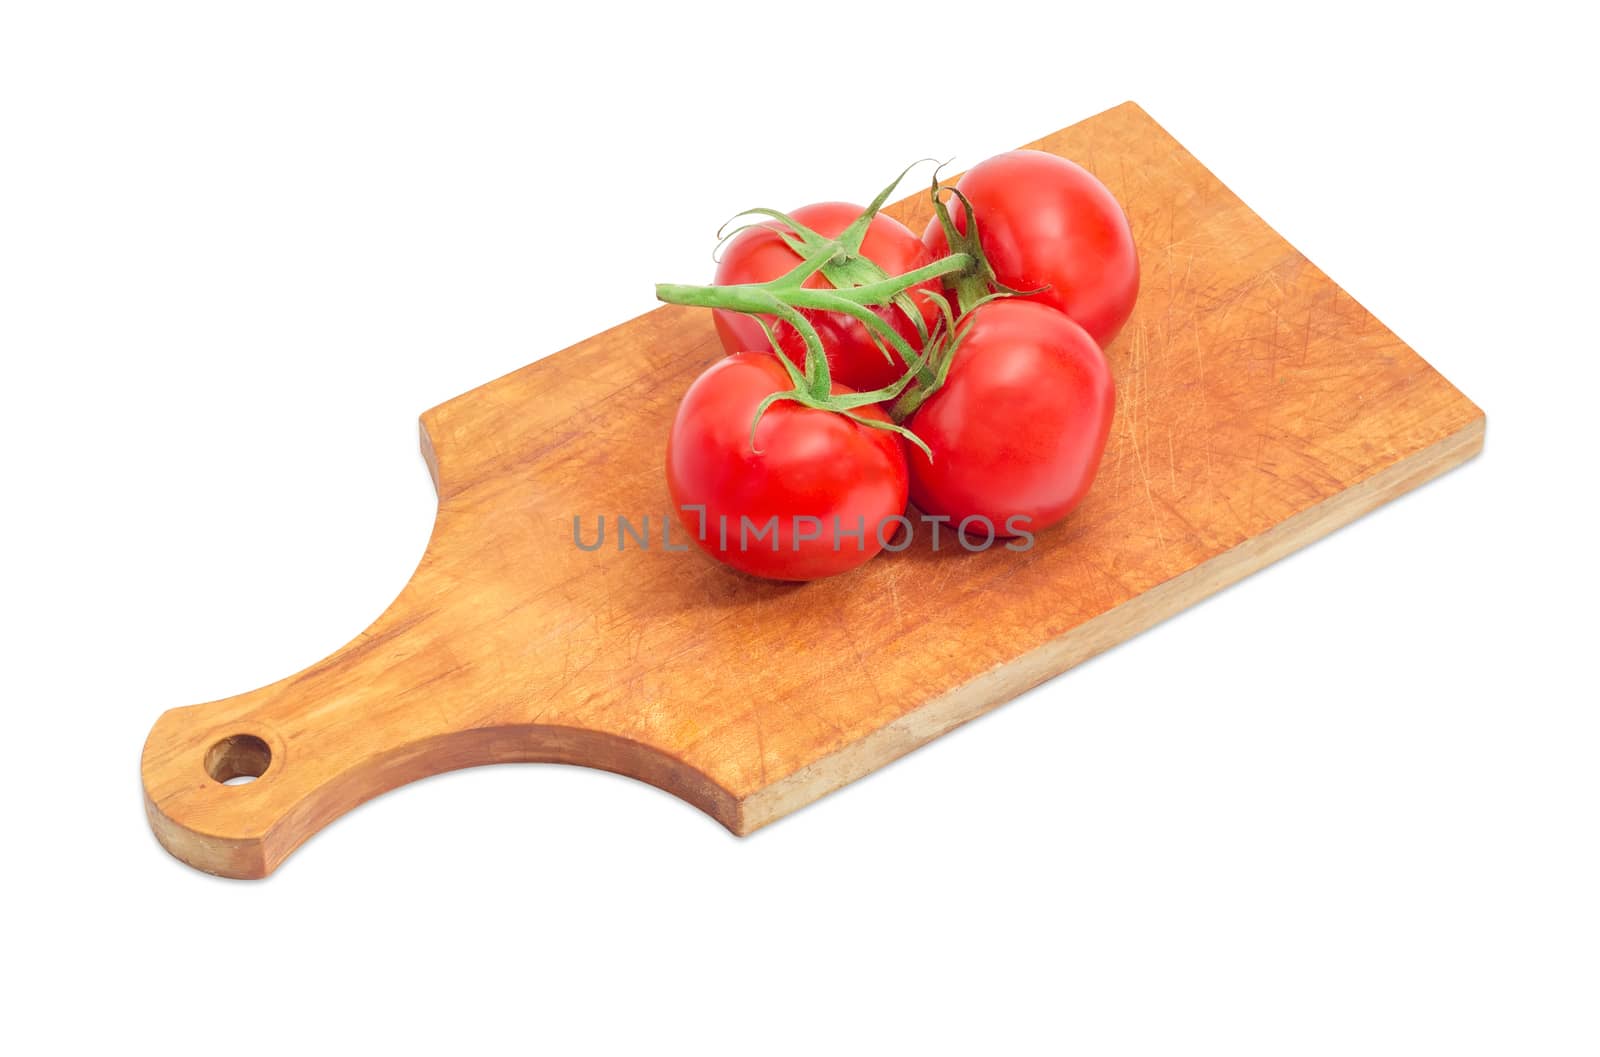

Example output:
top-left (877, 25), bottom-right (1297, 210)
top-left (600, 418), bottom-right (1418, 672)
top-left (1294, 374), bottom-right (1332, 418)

top-left (141, 102), bottom-right (1485, 878)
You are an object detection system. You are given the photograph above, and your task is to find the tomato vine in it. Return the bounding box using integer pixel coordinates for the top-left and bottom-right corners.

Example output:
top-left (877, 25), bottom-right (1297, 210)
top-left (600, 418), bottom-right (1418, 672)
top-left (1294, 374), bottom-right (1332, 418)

top-left (656, 162), bottom-right (1020, 453)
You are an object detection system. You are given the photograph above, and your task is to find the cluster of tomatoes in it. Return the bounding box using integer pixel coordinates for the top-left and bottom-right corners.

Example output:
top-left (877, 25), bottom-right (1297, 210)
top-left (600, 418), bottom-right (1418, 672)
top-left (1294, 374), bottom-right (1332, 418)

top-left (659, 150), bottom-right (1139, 582)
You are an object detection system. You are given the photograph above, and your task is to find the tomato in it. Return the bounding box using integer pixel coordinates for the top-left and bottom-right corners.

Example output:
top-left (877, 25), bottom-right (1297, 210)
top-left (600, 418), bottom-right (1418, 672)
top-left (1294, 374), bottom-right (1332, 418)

top-left (714, 203), bottom-right (942, 392)
top-left (906, 300), bottom-right (1113, 536)
top-left (666, 352), bottom-right (909, 581)
top-left (923, 150), bottom-right (1139, 348)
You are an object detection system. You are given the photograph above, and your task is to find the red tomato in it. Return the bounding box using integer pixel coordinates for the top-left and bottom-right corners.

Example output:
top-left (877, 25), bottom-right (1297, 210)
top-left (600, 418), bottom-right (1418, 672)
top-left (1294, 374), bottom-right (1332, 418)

top-left (714, 203), bottom-right (942, 392)
top-left (906, 300), bottom-right (1113, 536)
top-left (923, 150), bottom-right (1139, 348)
top-left (666, 352), bottom-right (909, 581)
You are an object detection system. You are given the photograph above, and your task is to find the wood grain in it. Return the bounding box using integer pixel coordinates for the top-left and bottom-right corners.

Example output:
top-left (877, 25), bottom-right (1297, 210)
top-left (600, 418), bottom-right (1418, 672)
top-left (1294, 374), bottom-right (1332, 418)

top-left (141, 102), bottom-right (1485, 878)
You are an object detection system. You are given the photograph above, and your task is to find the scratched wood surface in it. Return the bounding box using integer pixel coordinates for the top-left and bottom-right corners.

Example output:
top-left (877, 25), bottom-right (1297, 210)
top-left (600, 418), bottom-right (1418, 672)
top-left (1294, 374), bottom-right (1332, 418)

top-left (142, 102), bottom-right (1484, 878)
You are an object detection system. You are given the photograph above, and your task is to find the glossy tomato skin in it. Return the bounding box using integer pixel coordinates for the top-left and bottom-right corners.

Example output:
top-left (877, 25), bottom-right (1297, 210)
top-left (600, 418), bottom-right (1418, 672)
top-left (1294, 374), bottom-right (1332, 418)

top-left (714, 202), bottom-right (941, 393)
top-left (667, 352), bottom-right (909, 581)
top-left (907, 300), bottom-right (1113, 536)
top-left (923, 150), bottom-right (1139, 348)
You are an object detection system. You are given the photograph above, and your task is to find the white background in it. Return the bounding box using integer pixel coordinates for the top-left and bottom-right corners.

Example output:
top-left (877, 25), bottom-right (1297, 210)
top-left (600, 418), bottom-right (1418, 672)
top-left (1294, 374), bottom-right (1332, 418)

top-left (3, 1), bottom-right (1596, 1053)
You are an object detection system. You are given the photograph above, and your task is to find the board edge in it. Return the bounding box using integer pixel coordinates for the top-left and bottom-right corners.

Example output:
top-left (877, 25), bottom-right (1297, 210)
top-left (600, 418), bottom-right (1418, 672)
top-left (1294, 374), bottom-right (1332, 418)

top-left (734, 412), bottom-right (1486, 835)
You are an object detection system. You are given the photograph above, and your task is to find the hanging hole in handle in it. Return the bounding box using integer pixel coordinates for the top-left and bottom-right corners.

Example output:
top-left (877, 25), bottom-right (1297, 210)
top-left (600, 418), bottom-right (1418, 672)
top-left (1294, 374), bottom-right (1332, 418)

top-left (205, 734), bottom-right (272, 785)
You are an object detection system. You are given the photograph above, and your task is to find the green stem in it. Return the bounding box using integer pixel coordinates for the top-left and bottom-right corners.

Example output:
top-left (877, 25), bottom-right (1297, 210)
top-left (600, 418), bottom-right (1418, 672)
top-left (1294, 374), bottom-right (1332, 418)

top-left (655, 253), bottom-right (972, 314)
top-left (656, 281), bottom-right (785, 315)
top-left (927, 185), bottom-right (992, 316)
top-left (659, 253), bottom-right (971, 393)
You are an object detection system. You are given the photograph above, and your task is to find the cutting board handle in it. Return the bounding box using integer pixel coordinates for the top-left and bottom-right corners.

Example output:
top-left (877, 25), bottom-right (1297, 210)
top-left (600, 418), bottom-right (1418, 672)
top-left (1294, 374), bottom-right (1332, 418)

top-left (140, 596), bottom-right (738, 877)
top-left (140, 588), bottom-right (451, 878)
top-left (140, 422), bottom-right (738, 879)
